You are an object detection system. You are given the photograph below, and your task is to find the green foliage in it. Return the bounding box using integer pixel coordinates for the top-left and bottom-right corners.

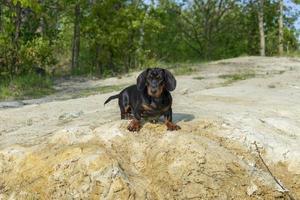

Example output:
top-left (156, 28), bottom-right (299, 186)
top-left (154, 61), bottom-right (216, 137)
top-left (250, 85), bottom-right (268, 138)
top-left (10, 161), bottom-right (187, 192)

top-left (0, 0), bottom-right (299, 89)
top-left (20, 37), bottom-right (57, 71)
top-left (0, 0), bottom-right (60, 78)
top-left (172, 65), bottom-right (197, 76)
top-left (0, 74), bottom-right (54, 100)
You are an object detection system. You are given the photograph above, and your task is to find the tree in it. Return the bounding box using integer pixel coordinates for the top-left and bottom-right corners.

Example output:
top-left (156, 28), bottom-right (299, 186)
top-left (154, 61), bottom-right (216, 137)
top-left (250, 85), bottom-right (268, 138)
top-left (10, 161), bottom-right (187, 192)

top-left (258, 0), bottom-right (265, 56)
top-left (10, 1), bottom-right (22, 76)
top-left (0, 0), bottom-right (299, 80)
top-left (71, 2), bottom-right (81, 71)
top-left (278, 0), bottom-right (283, 55)
top-left (0, 2), bottom-right (2, 32)
top-left (178, 0), bottom-right (251, 59)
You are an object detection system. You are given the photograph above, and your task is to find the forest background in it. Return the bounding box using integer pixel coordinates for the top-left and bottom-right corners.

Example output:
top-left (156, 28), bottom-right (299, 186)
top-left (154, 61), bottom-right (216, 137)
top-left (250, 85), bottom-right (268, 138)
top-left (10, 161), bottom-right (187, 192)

top-left (0, 0), bottom-right (299, 99)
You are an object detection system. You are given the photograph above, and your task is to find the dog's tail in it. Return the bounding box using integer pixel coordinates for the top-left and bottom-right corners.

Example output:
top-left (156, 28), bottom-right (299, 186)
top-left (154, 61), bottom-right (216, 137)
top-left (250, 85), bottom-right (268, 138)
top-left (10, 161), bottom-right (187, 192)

top-left (104, 94), bottom-right (119, 105)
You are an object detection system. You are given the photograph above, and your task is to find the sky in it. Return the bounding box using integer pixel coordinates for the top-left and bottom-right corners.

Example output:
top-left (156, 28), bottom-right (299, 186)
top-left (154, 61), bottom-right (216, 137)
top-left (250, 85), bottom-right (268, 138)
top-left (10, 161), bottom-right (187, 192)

top-left (286, 0), bottom-right (300, 29)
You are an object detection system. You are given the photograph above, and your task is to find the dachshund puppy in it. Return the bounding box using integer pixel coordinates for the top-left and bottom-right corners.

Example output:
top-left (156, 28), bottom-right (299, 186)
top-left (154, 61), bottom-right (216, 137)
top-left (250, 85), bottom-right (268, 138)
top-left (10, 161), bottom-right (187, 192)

top-left (104, 68), bottom-right (181, 132)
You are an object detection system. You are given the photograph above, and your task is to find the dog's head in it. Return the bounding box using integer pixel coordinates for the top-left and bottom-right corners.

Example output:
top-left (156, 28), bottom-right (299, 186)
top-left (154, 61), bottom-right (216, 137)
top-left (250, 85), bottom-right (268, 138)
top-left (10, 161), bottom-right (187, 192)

top-left (137, 68), bottom-right (176, 98)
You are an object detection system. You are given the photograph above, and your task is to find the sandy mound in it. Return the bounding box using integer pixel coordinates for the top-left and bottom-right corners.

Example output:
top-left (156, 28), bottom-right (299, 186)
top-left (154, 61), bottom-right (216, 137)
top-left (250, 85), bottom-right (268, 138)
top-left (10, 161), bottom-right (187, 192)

top-left (0, 120), bottom-right (287, 199)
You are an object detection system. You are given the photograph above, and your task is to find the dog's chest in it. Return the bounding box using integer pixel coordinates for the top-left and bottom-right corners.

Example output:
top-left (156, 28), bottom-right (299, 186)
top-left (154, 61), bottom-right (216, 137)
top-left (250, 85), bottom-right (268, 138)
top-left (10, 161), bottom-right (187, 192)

top-left (141, 100), bottom-right (169, 117)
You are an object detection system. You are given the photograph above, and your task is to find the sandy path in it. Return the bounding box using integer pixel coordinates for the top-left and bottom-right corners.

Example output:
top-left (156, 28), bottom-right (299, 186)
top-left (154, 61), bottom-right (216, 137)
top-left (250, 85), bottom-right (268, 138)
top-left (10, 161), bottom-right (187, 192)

top-left (0, 56), bottom-right (300, 199)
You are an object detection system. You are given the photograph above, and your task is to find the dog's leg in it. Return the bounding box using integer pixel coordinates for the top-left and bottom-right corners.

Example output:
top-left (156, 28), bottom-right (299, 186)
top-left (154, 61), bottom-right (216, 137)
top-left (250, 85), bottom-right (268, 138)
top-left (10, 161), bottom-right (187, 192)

top-left (124, 106), bottom-right (133, 119)
top-left (127, 106), bottom-right (142, 132)
top-left (120, 106), bottom-right (126, 119)
top-left (119, 95), bottom-right (130, 120)
top-left (164, 108), bottom-right (181, 131)
top-left (127, 118), bottom-right (141, 132)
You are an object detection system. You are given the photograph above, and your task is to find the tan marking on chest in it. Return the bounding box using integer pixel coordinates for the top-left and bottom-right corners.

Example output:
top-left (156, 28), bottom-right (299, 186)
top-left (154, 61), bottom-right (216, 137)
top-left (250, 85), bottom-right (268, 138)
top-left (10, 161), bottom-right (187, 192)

top-left (142, 104), bottom-right (153, 111)
top-left (142, 103), bottom-right (170, 113)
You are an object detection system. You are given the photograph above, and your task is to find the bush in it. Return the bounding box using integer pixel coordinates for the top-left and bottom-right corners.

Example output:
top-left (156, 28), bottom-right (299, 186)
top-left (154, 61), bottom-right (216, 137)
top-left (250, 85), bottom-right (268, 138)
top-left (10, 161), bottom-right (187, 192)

top-left (0, 74), bottom-right (54, 100)
top-left (20, 37), bottom-right (57, 73)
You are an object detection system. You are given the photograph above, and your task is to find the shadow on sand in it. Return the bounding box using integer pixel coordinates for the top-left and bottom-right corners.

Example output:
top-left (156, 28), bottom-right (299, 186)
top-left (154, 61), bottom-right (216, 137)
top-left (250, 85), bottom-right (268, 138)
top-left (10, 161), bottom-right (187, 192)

top-left (172, 113), bottom-right (195, 123)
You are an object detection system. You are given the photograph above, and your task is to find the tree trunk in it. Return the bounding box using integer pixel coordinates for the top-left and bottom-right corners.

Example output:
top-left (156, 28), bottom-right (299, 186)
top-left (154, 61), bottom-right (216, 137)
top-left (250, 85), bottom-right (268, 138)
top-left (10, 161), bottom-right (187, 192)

top-left (108, 48), bottom-right (115, 74)
top-left (95, 45), bottom-right (103, 76)
top-left (258, 0), bottom-right (265, 56)
top-left (11, 2), bottom-right (22, 77)
top-left (71, 3), bottom-right (80, 72)
top-left (278, 0), bottom-right (283, 56)
top-left (13, 2), bottom-right (21, 46)
top-left (0, 2), bottom-right (2, 32)
top-left (39, 17), bottom-right (46, 36)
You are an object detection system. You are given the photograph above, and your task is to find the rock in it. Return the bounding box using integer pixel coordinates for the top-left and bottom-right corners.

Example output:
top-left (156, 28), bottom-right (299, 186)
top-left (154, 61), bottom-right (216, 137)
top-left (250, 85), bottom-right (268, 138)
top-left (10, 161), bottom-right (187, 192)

top-left (247, 182), bottom-right (258, 196)
top-left (49, 126), bottom-right (93, 145)
top-left (1, 57), bottom-right (300, 199)
top-left (180, 88), bottom-right (189, 95)
top-left (0, 123), bottom-right (280, 199)
top-left (58, 111), bottom-right (84, 121)
top-left (0, 101), bottom-right (24, 108)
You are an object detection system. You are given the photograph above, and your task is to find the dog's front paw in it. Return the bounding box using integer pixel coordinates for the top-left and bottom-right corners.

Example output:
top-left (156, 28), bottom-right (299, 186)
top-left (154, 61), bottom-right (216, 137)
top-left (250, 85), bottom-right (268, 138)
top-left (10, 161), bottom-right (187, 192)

top-left (127, 120), bottom-right (141, 132)
top-left (166, 122), bottom-right (181, 131)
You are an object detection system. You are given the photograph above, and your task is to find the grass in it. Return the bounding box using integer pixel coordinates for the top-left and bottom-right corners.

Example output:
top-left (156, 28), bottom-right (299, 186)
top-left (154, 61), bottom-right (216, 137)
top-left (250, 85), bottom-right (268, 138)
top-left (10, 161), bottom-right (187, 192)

top-left (0, 74), bottom-right (125, 101)
top-left (69, 84), bottom-right (126, 99)
top-left (193, 76), bottom-right (205, 80)
top-left (164, 63), bottom-right (200, 76)
top-left (282, 51), bottom-right (300, 58)
top-left (172, 65), bottom-right (196, 75)
top-left (0, 74), bottom-right (54, 100)
top-left (219, 71), bottom-right (256, 86)
top-left (148, 60), bottom-right (207, 76)
top-left (0, 73), bottom-right (126, 101)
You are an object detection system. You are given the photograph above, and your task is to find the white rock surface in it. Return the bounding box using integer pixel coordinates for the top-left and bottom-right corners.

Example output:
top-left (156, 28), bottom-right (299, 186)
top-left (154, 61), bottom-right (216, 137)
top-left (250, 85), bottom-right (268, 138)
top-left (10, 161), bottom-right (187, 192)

top-left (0, 56), bottom-right (300, 199)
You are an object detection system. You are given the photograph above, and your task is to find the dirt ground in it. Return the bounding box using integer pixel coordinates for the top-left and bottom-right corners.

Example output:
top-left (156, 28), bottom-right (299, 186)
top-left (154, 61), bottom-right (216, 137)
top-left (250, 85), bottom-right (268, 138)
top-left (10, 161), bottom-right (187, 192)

top-left (0, 56), bottom-right (300, 199)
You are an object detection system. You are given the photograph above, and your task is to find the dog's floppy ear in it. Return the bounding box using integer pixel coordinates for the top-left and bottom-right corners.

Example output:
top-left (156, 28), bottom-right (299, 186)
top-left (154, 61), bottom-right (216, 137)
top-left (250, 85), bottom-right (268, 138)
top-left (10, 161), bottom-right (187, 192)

top-left (137, 68), bottom-right (149, 91)
top-left (164, 69), bottom-right (176, 91)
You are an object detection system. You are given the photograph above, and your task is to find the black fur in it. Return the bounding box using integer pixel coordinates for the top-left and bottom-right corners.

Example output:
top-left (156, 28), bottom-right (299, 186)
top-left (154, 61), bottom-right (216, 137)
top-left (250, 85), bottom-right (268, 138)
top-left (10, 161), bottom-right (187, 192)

top-left (104, 94), bottom-right (119, 105)
top-left (104, 68), bottom-right (180, 131)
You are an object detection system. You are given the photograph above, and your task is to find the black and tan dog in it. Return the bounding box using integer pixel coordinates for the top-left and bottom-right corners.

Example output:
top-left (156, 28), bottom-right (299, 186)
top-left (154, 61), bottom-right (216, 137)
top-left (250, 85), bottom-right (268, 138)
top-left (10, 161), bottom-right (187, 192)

top-left (104, 68), bottom-right (181, 132)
